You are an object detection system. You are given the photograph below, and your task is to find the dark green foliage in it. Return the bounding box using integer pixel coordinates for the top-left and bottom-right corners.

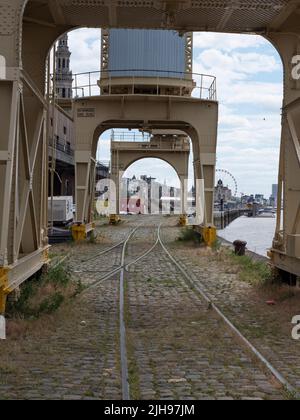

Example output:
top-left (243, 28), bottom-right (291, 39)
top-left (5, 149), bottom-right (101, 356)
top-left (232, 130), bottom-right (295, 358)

top-left (6, 263), bottom-right (77, 319)
top-left (177, 228), bottom-right (202, 244)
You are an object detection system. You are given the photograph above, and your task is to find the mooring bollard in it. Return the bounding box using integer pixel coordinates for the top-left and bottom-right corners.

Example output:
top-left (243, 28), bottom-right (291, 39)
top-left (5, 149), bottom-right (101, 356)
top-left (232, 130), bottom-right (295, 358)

top-left (233, 240), bottom-right (247, 256)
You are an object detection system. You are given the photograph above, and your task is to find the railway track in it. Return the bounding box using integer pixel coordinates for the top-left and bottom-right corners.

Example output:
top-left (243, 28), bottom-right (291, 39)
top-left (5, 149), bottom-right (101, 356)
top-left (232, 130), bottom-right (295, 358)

top-left (73, 221), bottom-right (158, 292)
top-left (73, 219), bottom-right (161, 399)
top-left (117, 220), bottom-right (297, 400)
top-left (69, 217), bottom-right (297, 400)
top-left (157, 225), bottom-right (298, 400)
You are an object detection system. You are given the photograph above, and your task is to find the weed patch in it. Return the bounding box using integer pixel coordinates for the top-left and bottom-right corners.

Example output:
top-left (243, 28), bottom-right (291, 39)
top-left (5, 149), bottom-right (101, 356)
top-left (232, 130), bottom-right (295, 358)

top-left (6, 263), bottom-right (81, 319)
top-left (177, 228), bottom-right (202, 244)
top-left (218, 249), bottom-right (274, 287)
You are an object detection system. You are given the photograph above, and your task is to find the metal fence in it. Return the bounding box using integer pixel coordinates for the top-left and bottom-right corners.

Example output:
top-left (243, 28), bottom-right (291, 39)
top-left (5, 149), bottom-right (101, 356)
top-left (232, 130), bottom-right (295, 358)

top-left (49, 139), bottom-right (74, 157)
top-left (111, 131), bottom-right (151, 143)
top-left (71, 69), bottom-right (217, 101)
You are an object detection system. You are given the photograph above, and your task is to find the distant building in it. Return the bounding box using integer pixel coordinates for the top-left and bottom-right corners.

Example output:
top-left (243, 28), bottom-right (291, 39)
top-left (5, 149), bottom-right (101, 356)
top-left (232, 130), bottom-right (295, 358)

top-left (215, 179), bottom-right (232, 204)
top-left (49, 35), bottom-right (109, 203)
top-left (241, 195), bottom-right (250, 205)
top-left (120, 175), bottom-right (181, 214)
top-left (49, 106), bottom-right (75, 197)
top-left (271, 184), bottom-right (278, 206)
top-left (255, 194), bottom-right (264, 205)
top-left (269, 195), bottom-right (275, 207)
top-left (54, 35), bottom-right (73, 102)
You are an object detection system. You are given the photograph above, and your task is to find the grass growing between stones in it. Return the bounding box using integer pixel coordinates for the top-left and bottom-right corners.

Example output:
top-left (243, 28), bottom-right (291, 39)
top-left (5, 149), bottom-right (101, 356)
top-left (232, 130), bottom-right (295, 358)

top-left (124, 276), bottom-right (141, 400)
top-left (7, 263), bottom-right (83, 320)
top-left (217, 249), bottom-right (273, 287)
top-left (177, 227), bottom-right (202, 244)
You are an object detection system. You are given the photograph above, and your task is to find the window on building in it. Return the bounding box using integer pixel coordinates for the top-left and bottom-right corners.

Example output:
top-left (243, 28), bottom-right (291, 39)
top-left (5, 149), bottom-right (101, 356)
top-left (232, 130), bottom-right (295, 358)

top-left (63, 126), bottom-right (67, 135)
top-left (62, 88), bottom-right (66, 98)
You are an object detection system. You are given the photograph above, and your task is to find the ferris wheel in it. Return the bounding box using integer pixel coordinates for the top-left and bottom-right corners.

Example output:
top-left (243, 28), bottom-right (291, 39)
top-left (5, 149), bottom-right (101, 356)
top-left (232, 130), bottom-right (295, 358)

top-left (215, 169), bottom-right (238, 197)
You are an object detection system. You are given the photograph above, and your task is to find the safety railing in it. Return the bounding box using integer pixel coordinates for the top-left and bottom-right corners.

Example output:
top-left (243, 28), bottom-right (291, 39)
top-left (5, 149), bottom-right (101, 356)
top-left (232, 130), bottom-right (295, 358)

top-left (111, 130), bottom-right (151, 143)
top-left (49, 138), bottom-right (74, 157)
top-left (71, 69), bottom-right (217, 101)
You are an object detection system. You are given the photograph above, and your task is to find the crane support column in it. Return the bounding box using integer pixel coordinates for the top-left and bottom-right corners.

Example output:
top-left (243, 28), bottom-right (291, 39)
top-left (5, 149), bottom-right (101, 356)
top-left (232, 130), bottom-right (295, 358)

top-left (0, 1), bottom-right (51, 313)
top-left (73, 150), bottom-right (96, 240)
top-left (268, 33), bottom-right (300, 278)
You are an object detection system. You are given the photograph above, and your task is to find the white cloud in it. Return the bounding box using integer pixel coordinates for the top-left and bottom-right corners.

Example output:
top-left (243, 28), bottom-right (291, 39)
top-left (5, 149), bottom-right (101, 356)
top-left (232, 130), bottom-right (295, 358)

top-left (69, 28), bottom-right (101, 74)
top-left (193, 33), bottom-right (267, 52)
top-left (191, 34), bottom-right (283, 196)
top-left (196, 49), bottom-right (280, 76)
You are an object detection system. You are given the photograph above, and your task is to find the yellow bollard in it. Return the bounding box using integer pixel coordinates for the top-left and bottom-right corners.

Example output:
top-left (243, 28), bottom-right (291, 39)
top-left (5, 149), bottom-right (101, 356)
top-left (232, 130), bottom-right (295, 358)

top-left (0, 268), bottom-right (10, 314)
top-left (72, 223), bottom-right (95, 242)
top-left (201, 226), bottom-right (217, 247)
top-left (179, 215), bottom-right (188, 227)
top-left (109, 215), bottom-right (121, 225)
top-left (72, 224), bottom-right (88, 241)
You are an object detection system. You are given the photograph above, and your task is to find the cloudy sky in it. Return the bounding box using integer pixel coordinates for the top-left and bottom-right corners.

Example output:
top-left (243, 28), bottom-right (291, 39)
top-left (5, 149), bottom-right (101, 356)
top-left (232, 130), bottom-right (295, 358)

top-left (68, 29), bottom-right (283, 197)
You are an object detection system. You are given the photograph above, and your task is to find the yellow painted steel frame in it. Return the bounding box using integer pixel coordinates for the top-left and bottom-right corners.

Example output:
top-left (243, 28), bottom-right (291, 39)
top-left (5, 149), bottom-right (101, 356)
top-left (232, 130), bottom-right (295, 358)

top-left (0, 268), bottom-right (11, 314)
top-left (0, 248), bottom-right (50, 314)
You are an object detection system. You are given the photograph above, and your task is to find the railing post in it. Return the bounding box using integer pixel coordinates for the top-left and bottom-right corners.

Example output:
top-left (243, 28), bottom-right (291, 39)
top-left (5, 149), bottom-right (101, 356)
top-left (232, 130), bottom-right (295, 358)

top-left (201, 75), bottom-right (203, 99)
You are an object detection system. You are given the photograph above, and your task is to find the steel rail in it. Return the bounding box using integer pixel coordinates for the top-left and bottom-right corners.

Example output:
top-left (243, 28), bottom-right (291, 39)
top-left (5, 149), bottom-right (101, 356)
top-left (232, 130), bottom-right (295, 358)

top-left (79, 220), bottom-right (161, 291)
top-left (81, 224), bottom-right (142, 292)
top-left (119, 222), bottom-right (162, 400)
top-left (69, 219), bottom-right (138, 266)
top-left (80, 221), bottom-right (161, 400)
top-left (157, 224), bottom-right (299, 400)
top-left (51, 236), bottom-right (127, 272)
top-left (67, 219), bottom-right (298, 399)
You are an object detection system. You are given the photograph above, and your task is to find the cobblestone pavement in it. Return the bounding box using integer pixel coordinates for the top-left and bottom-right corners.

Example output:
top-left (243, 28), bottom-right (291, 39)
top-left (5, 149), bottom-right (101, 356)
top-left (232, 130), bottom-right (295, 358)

top-left (0, 216), bottom-right (159, 400)
top-left (0, 278), bottom-right (121, 400)
top-left (0, 216), bottom-right (289, 400)
top-left (161, 224), bottom-right (300, 395)
top-left (125, 221), bottom-right (285, 400)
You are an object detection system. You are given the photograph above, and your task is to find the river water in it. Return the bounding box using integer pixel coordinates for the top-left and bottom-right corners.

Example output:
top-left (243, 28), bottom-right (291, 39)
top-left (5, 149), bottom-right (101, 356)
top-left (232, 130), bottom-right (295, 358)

top-left (218, 216), bottom-right (277, 257)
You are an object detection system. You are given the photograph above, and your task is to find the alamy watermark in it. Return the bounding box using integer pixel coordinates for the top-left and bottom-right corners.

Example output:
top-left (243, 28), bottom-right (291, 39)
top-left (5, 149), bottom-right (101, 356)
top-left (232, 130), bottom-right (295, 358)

top-left (95, 175), bottom-right (205, 225)
top-left (0, 54), bottom-right (6, 80)
top-left (0, 315), bottom-right (6, 340)
top-left (292, 315), bottom-right (300, 340)
top-left (292, 55), bottom-right (300, 80)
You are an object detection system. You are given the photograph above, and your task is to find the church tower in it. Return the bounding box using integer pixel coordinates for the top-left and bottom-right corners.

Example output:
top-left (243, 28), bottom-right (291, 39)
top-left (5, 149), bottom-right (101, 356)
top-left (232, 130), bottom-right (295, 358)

top-left (55, 34), bottom-right (73, 102)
